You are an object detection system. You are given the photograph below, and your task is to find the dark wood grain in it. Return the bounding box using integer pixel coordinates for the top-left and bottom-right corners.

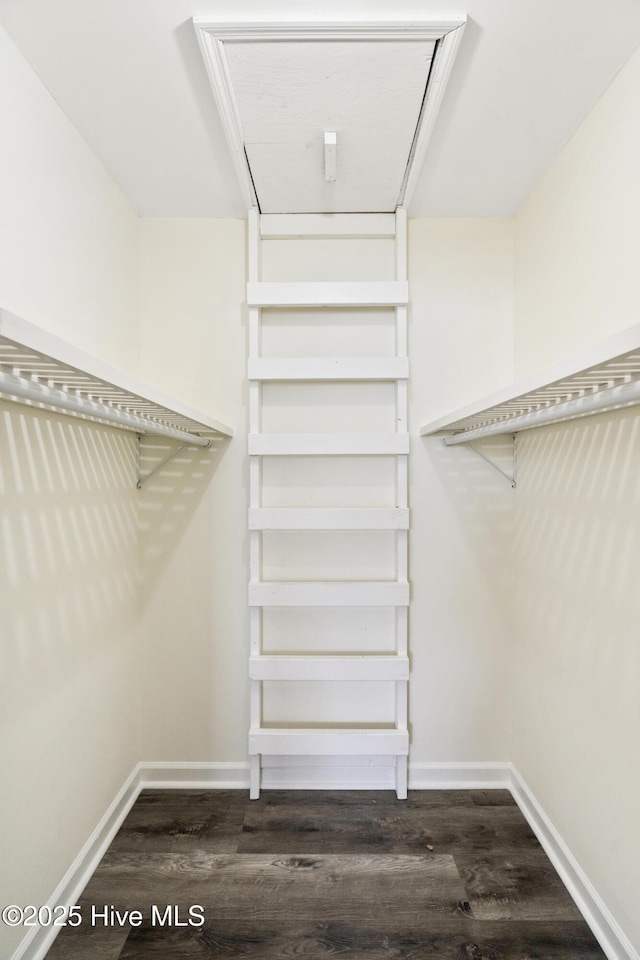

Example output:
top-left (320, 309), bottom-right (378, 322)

top-left (43, 921), bottom-right (130, 960)
top-left (108, 790), bottom-right (245, 854)
top-left (41, 789), bottom-right (606, 960)
top-left (456, 850), bottom-right (584, 921)
top-left (74, 851), bottom-right (468, 920)
top-left (469, 789), bottom-right (516, 806)
top-left (238, 795), bottom-right (537, 855)
top-left (118, 918), bottom-right (605, 959)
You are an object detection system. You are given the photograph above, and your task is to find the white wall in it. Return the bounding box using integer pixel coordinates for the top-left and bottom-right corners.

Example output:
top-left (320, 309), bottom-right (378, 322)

top-left (136, 216), bottom-right (515, 773)
top-left (0, 26), bottom-right (139, 374)
top-left (512, 43), bottom-right (640, 951)
top-left (515, 43), bottom-right (640, 377)
top-left (409, 219), bottom-right (515, 761)
top-left (0, 26), bottom-right (141, 959)
top-left (137, 219), bottom-right (246, 761)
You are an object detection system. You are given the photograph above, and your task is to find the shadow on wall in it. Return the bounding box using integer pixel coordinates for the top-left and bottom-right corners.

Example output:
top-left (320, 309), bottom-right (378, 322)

top-left (514, 410), bottom-right (640, 717)
top-left (0, 402), bottom-right (138, 685)
top-left (137, 434), bottom-right (231, 594)
top-left (414, 432), bottom-right (515, 758)
top-left (423, 432), bottom-right (515, 587)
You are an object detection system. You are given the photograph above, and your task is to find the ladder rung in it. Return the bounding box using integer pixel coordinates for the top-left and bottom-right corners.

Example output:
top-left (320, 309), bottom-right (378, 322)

top-left (249, 581), bottom-right (410, 607)
top-left (249, 507), bottom-right (409, 530)
top-left (249, 433), bottom-right (409, 456)
top-left (249, 727), bottom-right (409, 756)
top-left (249, 655), bottom-right (409, 681)
top-left (259, 214), bottom-right (397, 239)
top-left (247, 281), bottom-right (408, 308)
top-left (248, 357), bottom-right (408, 381)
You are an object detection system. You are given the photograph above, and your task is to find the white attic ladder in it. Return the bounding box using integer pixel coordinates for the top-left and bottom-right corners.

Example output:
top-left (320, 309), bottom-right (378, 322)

top-left (247, 208), bottom-right (410, 799)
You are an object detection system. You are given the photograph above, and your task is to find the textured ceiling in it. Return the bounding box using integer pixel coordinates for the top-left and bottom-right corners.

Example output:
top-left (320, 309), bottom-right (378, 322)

top-left (1, 0), bottom-right (640, 217)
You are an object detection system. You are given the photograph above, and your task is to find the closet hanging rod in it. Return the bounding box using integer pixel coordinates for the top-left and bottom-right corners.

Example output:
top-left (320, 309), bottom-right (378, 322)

top-left (0, 370), bottom-right (211, 447)
top-left (441, 376), bottom-right (640, 445)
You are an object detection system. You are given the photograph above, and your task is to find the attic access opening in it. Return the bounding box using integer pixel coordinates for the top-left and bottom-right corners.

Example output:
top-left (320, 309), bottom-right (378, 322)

top-left (194, 19), bottom-right (466, 214)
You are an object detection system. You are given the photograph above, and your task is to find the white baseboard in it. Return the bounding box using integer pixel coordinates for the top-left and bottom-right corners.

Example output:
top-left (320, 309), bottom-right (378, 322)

top-left (262, 754), bottom-right (397, 789)
top-left (139, 761), bottom-right (249, 789)
top-left (11, 765), bottom-right (142, 960)
top-left (508, 766), bottom-right (639, 960)
top-left (12, 759), bottom-right (638, 960)
top-left (409, 761), bottom-right (511, 789)
top-left (138, 758), bottom-right (514, 791)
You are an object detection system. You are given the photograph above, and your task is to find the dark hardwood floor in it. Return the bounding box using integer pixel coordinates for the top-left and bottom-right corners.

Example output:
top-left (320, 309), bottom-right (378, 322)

top-left (45, 789), bottom-right (606, 959)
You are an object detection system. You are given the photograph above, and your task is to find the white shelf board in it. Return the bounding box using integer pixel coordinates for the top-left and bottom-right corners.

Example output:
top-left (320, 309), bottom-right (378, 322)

top-left (249, 433), bottom-right (409, 456)
top-left (247, 281), bottom-right (408, 308)
top-left (249, 507), bottom-right (409, 530)
top-left (249, 581), bottom-right (410, 607)
top-left (0, 309), bottom-right (233, 439)
top-left (248, 357), bottom-right (408, 381)
top-left (249, 655), bottom-right (409, 681)
top-left (420, 322), bottom-right (640, 440)
top-left (249, 727), bottom-right (409, 756)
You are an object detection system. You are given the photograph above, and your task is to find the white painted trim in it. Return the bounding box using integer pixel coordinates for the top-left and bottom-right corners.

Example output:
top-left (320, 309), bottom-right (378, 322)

top-left (248, 357), bottom-right (408, 381)
top-left (10, 766), bottom-right (142, 960)
top-left (248, 580), bottom-right (410, 607)
top-left (249, 506), bottom-right (410, 530)
top-left (138, 761), bottom-right (250, 790)
top-left (193, 28), bottom-right (258, 210)
top-left (249, 654), bottom-right (410, 681)
top-left (248, 432), bottom-right (410, 456)
top-left (262, 755), bottom-right (397, 790)
top-left (509, 767), bottom-right (639, 960)
top-left (246, 280), bottom-right (408, 307)
top-left (193, 20), bottom-right (466, 42)
top-left (260, 213), bottom-right (396, 238)
top-left (250, 727), bottom-right (409, 755)
top-left (409, 761), bottom-right (511, 790)
top-left (399, 23), bottom-right (467, 208)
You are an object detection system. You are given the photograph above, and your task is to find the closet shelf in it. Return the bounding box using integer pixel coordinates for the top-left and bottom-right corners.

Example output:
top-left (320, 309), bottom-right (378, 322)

top-left (0, 309), bottom-right (233, 445)
top-left (420, 322), bottom-right (640, 444)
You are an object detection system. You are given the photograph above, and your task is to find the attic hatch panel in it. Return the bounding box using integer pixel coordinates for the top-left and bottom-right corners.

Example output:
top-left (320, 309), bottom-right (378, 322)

top-left (223, 39), bottom-right (437, 214)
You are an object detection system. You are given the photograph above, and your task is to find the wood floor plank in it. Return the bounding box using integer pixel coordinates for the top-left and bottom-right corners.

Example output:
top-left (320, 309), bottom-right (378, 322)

top-left (43, 921), bottom-right (130, 960)
top-left (109, 789), bottom-right (245, 854)
top-left (77, 852), bottom-right (468, 921)
top-left (41, 790), bottom-right (606, 960)
top-left (238, 797), bottom-right (538, 856)
top-left (455, 850), bottom-right (584, 921)
top-left (118, 918), bottom-right (606, 959)
top-left (469, 789), bottom-right (517, 806)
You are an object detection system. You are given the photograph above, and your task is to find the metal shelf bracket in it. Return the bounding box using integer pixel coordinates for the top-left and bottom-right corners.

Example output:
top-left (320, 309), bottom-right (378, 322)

top-left (443, 433), bottom-right (517, 488)
top-left (136, 435), bottom-right (211, 490)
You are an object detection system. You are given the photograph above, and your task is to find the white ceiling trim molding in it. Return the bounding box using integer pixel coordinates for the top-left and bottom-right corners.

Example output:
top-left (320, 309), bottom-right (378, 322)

top-left (193, 18), bottom-right (466, 213)
top-left (398, 21), bottom-right (467, 208)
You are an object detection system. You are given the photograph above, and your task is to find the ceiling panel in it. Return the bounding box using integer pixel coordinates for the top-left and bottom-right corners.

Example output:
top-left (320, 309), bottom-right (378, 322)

top-left (224, 39), bottom-right (435, 213)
